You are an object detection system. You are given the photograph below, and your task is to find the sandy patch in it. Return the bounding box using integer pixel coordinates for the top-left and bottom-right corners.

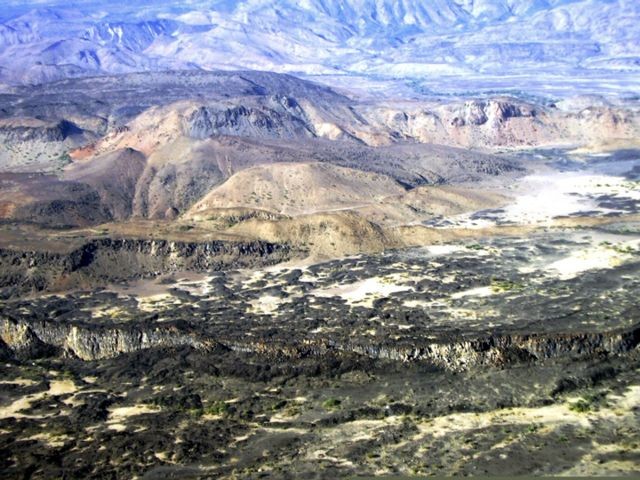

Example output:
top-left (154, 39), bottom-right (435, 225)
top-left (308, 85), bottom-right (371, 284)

top-left (313, 275), bottom-right (413, 307)
top-left (25, 432), bottom-right (70, 448)
top-left (415, 403), bottom-right (591, 441)
top-left (107, 423), bottom-right (127, 432)
top-left (137, 293), bottom-right (178, 313)
top-left (557, 386), bottom-right (640, 476)
top-left (559, 459), bottom-right (640, 477)
top-left (442, 163), bottom-right (640, 229)
top-left (107, 404), bottom-right (161, 429)
top-left (301, 416), bottom-right (403, 467)
top-left (451, 286), bottom-right (495, 299)
top-left (261, 426), bottom-right (308, 435)
top-left (248, 294), bottom-right (290, 315)
top-left (0, 378), bottom-right (38, 387)
top-left (501, 172), bottom-right (605, 225)
top-left (546, 239), bottom-right (639, 280)
top-left (268, 413), bottom-right (303, 424)
top-left (319, 417), bottom-right (404, 444)
top-left (154, 451), bottom-right (177, 463)
top-left (414, 383), bottom-right (640, 443)
top-left (424, 244), bottom-right (466, 256)
top-left (403, 300), bottom-right (429, 308)
top-left (0, 395), bottom-right (38, 420)
top-left (445, 308), bottom-right (484, 320)
top-left (0, 379), bottom-right (77, 420)
top-left (607, 385), bottom-right (640, 411)
top-left (48, 379), bottom-right (77, 396)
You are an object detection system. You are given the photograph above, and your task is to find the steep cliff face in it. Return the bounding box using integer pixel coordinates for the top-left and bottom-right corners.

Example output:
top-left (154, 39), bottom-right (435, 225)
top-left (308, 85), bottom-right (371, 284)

top-left (230, 325), bottom-right (640, 372)
top-left (2, 314), bottom-right (638, 370)
top-left (0, 316), bottom-right (208, 360)
top-left (336, 328), bottom-right (640, 371)
top-left (0, 237), bottom-right (293, 298)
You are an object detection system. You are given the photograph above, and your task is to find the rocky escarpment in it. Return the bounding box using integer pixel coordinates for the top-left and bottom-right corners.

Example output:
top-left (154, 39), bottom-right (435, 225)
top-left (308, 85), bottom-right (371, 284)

top-left (2, 314), bottom-right (638, 370)
top-left (0, 119), bottom-right (83, 143)
top-left (182, 100), bottom-right (315, 140)
top-left (0, 237), bottom-right (293, 298)
top-left (0, 316), bottom-right (211, 361)
top-left (450, 99), bottom-right (537, 127)
top-left (334, 326), bottom-right (640, 371)
top-left (228, 324), bottom-right (640, 372)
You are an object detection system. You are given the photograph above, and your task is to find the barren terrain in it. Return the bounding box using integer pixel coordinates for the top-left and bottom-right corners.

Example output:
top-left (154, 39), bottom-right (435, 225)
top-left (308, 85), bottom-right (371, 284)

top-left (0, 69), bottom-right (639, 478)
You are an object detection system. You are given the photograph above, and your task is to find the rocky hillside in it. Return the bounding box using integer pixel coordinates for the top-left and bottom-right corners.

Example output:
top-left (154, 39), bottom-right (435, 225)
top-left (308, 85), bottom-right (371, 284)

top-left (0, 71), bottom-right (529, 228)
top-left (0, 71), bottom-right (637, 253)
top-left (1, 0), bottom-right (638, 97)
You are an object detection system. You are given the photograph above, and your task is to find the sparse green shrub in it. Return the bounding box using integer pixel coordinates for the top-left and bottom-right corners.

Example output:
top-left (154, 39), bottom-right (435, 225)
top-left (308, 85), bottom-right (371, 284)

top-left (527, 424), bottom-right (540, 434)
top-left (568, 399), bottom-right (592, 413)
top-left (490, 278), bottom-right (524, 293)
top-left (322, 397), bottom-right (341, 410)
top-left (204, 400), bottom-right (230, 416)
top-left (283, 405), bottom-right (302, 417)
top-left (188, 408), bottom-right (203, 417)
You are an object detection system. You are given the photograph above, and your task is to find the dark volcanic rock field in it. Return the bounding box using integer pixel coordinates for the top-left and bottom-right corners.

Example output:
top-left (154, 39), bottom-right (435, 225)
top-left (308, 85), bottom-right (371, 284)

top-left (0, 228), bottom-right (639, 478)
top-left (0, 237), bottom-right (294, 299)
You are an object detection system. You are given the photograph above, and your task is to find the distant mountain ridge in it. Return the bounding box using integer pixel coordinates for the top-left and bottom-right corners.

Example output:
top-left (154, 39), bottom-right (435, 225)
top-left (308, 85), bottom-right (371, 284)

top-left (0, 0), bottom-right (638, 96)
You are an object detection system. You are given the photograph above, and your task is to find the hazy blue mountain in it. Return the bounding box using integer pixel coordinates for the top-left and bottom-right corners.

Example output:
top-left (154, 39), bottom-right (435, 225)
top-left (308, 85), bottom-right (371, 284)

top-left (0, 0), bottom-right (638, 96)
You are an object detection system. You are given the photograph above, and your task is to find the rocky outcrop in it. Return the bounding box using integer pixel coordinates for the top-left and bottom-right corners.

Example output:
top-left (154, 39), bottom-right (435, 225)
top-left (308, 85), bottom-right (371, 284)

top-left (0, 237), bottom-right (293, 298)
top-left (182, 102), bottom-right (314, 140)
top-left (451, 99), bottom-right (536, 127)
top-left (227, 323), bottom-right (640, 372)
top-left (0, 317), bottom-right (209, 361)
top-left (3, 312), bottom-right (637, 370)
top-left (183, 106), bottom-right (215, 140)
top-left (0, 317), bottom-right (56, 358)
top-left (346, 326), bottom-right (640, 370)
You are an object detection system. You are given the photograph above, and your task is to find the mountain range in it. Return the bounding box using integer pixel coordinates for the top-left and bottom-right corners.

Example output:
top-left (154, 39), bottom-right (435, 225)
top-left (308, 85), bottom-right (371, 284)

top-left (1, 0), bottom-right (638, 97)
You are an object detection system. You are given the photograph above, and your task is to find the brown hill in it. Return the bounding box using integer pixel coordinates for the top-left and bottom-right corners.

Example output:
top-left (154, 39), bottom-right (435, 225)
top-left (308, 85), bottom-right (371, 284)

top-left (188, 162), bottom-right (406, 217)
top-left (227, 210), bottom-right (395, 257)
